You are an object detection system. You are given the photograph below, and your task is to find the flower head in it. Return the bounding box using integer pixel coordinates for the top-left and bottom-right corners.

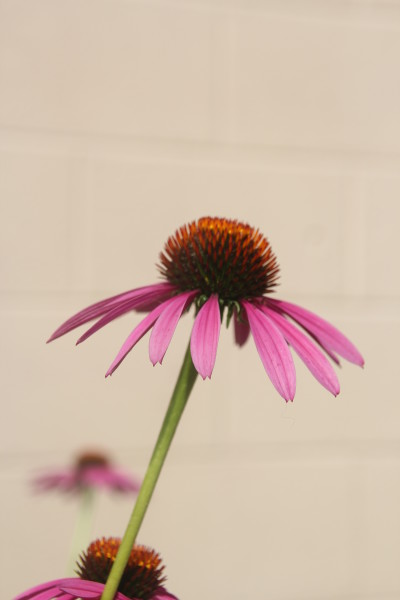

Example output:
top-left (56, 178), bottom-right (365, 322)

top-left (13, 537), bottom-right (177, 600)
top-left (48, 217), bottom-right (363, 402)
top-left (33, 450), bottom-right (141, 494)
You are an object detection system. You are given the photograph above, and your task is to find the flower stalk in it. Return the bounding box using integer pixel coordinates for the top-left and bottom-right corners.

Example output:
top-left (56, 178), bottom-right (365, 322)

top-left (100, 343), bottom-right (198, 600)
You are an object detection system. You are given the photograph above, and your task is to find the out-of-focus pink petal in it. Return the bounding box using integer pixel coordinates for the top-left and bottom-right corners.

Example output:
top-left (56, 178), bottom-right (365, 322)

top-left (242, 302), bottom-right (296, 402)
top-left (268, 299), bottom-right (364, 366)
top-left (105, 302), bottom-right (167, 377)
top-left (233, 310), bottom-right (250, 346)
top-left (262, 306), bottom-right (340, 396)
top-left (82, 467), bottom-right (140, 493)
top-left (47, 283), bottom-right (176, 343)
top-left (149, 291), bottom-right (197, 365)
top-left (32, 472), bottom-right (77, 492)
top-left (190, 295), bottom-right (221, 379)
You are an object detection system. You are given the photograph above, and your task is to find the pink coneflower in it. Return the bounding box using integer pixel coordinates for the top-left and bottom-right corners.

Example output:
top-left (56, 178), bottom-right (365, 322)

top-left (48, 217), bottom-right (363, 401)
top-left (33, 451), bottom-right (141, 494)
top-left (13, 537), bottom-right (177, 600)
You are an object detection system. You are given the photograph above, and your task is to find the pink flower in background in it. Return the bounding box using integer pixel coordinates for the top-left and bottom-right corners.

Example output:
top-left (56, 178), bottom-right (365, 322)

top-left (33, 451), bottom-right (141, 494)
top-left (13, 538), bottom-right (178, 600)
top-left (48, 217), bottom-right (363, 402)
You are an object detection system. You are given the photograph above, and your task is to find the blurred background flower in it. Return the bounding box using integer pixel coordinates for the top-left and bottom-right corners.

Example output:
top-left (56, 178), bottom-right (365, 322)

top-left (32, 451), bottom-right (141, 574)
top-left (33, 450), bottom-right (141, 494)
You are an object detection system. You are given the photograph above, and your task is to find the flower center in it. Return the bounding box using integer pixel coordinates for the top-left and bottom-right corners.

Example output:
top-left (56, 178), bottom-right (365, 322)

top-left (158, 217), bottom-right (279, 303)
top-left (75, 451), bottom-right (109, 471)
top-left (77, 538), bottom-right (166, 600)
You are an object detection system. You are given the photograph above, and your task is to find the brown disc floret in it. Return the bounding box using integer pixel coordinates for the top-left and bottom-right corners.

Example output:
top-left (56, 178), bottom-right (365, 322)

top-left (77, 538), bottom-right (166, 600)
top-left (158, 217), bottom-right (279, 303)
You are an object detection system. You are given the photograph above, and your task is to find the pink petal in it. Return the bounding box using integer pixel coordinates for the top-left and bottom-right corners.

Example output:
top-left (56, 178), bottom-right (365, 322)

top-left (105, 302), bottom-right (167, 377)
top-left (59, 589), bottom-right (100, 599)
top-left (242, 301), bottom-right (296, 402)
top-left (76, 286), bottom-right (178, 344)
top-left (268, 299), bottom-right (364, 366)
top-left (190, 295), bottom-right (221, 379)
top-left (13, 579), bottom-right (80, 600)
top-left (262, 306), bottom-right (340, 396)
top-left (82, 467), bottom-right (140, 493)
top-left (25, 591), bottom-right (62, 600)
top-left (34, 590), bottom-right (62, 600)
top-left (47, 283), bottom-right (176, 342)
top-left (60, 581), bottom-right (130, 600)
top-left (32, 471), bottom-right (77, 491)
top-left (59, 581), bottom-right (103, 593)
top-left (59, 581), bottom-right (118, 598)
top-left (108, 471), bottom-right (141, 492)
top-left (233, 310), bottom-right (251, 346)
top-left (149, 291), bottom-right (197, 365)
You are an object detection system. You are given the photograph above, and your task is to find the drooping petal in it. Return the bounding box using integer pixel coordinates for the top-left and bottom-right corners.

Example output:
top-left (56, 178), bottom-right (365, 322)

top-left (242, 301), bottom-right (296, 402)
top-left (76, 289), bottom-right (171, 345)
top-left (233, 310), bottom-right (251, 346)
top-left (22, 590), bottom-right (60, 600)
top-left (32, 471), bottom-right (76, 492)
top-left (58, 593), bottom-right (97, 600)
top-left (190, 295), bottom-right (221, 379)
top-left (59, 581), bottom-right (130, 600)
top-left (268, 299), bottom-right (364, 366)
top-left (47, 283), bottom-right (176, 343)
top-left (82, 467), bottom-right (140, 493)
top-left (13, 579), bottom-right (82, 600)
top-left (58, 580), bottom-right (104, 595)
top-left (59, 584), bottom-right (102, 598)
top-left (149, 291), bottom-right (197, 365)
top-left (262, 306), bottom-right (340, 396)
top-left (105, 302), bottom-right (167, 377)
top-left (39, 591), bottom-right (67, 600)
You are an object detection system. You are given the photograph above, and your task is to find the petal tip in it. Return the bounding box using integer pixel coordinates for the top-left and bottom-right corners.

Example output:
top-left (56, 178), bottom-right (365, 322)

top-left (283, 395), bottom-right (294, 403)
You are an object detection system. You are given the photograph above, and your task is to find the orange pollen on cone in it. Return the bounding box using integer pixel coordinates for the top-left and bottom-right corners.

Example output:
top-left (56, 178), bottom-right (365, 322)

top-left (158, 216), bottom-right (279, 301)
top-left (77, 538), bottom-right (166, 600)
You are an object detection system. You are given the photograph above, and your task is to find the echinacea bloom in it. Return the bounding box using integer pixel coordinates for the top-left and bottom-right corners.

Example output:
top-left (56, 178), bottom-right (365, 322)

top-left (33, 451), bottom-right (141, 494)
top-left (48, 217), bottom-right (363, 401)
top-left (13, 537), bottom-right (177, 600)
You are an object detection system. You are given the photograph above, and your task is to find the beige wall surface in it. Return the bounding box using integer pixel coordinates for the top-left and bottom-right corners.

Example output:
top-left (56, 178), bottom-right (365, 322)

top-left (1, 1), bottom-right (400, 599)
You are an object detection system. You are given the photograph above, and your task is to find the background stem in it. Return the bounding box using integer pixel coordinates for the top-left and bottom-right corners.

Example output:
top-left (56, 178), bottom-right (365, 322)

top-left (67, 487), bottom-right (96, 575)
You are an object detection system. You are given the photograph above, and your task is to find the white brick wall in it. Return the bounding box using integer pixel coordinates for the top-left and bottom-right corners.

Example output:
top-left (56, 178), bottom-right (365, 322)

top-left (1, 1), bottom-right (399, 599)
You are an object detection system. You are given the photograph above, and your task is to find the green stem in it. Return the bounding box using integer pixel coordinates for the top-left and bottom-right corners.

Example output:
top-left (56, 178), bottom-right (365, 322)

top-left (67, 487), bottom-right (96, 575)
top-left (101, 343), bottom-right (198, 600)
